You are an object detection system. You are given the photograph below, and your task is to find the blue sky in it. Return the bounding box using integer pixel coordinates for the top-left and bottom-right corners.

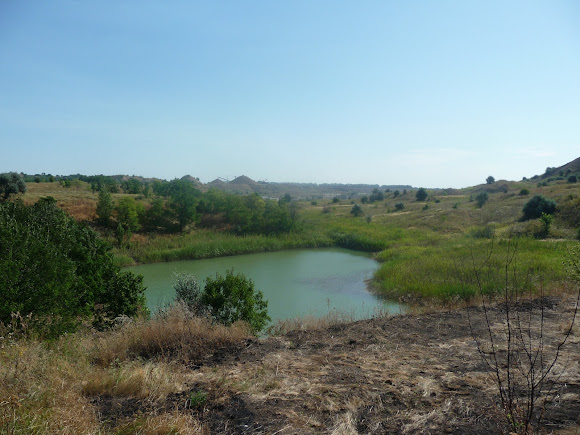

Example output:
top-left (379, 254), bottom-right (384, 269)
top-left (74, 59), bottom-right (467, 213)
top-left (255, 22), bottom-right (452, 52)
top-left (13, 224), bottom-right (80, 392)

top-left (1, 1), bottom-right (579, 187)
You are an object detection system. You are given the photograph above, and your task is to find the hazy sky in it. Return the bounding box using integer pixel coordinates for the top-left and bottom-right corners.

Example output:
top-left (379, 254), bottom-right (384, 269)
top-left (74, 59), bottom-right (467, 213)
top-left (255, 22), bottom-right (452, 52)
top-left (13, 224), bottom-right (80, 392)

top-left (1, 1), bottom-right (579, 187)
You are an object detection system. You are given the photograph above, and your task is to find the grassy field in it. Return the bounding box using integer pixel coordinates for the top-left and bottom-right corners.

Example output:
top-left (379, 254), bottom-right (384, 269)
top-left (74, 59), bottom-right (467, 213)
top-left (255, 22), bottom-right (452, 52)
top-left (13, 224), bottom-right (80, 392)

top-left (19, 177), bottom-right (580, 300)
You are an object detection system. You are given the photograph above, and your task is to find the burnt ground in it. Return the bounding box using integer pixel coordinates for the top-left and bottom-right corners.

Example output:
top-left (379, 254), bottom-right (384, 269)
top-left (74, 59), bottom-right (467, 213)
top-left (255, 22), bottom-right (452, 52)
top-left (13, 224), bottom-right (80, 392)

top-left (94, 296), bottom-right (580, 434)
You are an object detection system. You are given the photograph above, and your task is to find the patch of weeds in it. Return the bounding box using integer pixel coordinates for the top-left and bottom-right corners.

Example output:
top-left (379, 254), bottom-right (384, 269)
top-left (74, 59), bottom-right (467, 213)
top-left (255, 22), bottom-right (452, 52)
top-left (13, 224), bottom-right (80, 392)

top-left (189, 390), bottom-right (207, 408)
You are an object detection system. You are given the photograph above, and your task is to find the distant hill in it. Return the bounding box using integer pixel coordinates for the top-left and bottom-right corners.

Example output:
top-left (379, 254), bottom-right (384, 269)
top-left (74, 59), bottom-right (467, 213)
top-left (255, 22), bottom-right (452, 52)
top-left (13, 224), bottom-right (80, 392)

top-left (533, 157), bottom-right (580, 180)
top-left (230, 175), bottom-right (256, 185)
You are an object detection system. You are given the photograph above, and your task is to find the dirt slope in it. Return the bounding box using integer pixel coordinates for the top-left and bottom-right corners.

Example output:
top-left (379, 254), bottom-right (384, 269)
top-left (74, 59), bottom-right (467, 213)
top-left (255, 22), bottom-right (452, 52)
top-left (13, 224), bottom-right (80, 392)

top-left (96, 297), bottom-right (580, 434)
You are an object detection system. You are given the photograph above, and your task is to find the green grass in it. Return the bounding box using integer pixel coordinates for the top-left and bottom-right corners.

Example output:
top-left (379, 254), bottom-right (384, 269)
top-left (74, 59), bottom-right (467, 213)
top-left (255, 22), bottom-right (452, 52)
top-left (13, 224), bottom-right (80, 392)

top-left (22, 179), bottom-right (580, 301)
top-left (374, 236), bottom-right (574, 300)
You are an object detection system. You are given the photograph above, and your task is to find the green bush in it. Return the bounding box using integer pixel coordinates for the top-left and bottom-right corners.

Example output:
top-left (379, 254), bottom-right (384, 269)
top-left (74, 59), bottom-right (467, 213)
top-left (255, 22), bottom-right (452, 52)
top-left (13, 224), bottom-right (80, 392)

top-left (395, 202), bottom-right (404, 211)
top-left (470, 225), bottom-right (495, 239)
top-left (0, 198), bottom-right (147, 336)
top-left (475, 191), bottom-right (489, 208)
top-left (521, 195), bottom-right (556, 221)
top-left (519, 189), bottom-right (530, 196)
top-left (173, 272), bottom-right (204, 315)
top-left (416, 188), bottom-right (428, 201)
top-left (202, 269), bottom-right (270, 334)
top-left (0, 172), bottom-right (26, 201)
top-left (350, 204), bottom-right (364, 217)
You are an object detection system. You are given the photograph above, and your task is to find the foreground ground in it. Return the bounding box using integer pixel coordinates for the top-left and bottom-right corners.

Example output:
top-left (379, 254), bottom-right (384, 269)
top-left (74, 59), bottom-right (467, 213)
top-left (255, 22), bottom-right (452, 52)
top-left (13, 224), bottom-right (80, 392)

top-left (86, 296), bottom-right (580, 434)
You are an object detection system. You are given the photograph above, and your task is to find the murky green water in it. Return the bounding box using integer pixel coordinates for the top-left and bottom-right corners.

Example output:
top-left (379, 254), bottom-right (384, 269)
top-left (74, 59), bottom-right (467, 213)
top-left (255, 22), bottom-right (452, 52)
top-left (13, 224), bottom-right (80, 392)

top-left (127, 248), bottom-right (403, 324)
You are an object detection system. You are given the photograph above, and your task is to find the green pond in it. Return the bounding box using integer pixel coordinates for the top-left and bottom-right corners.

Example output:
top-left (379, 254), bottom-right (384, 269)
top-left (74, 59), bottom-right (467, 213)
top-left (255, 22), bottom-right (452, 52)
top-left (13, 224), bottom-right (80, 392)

top-left (127, 248), bottom-right (404, 324)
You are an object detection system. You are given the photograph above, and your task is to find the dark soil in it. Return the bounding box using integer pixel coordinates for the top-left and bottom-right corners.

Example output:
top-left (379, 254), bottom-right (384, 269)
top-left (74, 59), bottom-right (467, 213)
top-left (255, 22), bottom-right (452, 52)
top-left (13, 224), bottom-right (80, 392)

top-left (94, 296), bottom-right (580, 434)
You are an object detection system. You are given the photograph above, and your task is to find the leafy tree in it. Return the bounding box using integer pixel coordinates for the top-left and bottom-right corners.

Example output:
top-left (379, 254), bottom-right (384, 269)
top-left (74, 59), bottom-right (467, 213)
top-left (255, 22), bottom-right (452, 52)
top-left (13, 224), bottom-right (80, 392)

top-left (96, 189), bottom-right (114, 226)
top-left (0, 172), bottom-right (26, 201)
top-left (361, 195), bottom-right (369, 204)
top-left (415, 188), bottom-right (428, 202)
top-left (146, 197), bottom-right (172, 231)
top-left (476, 191), bottom-right (489, 208)
top-left (395, 202), bottom-right (404, 211)
top-left (350, 204), bottom-right (364, 217)
top-left (278, 193), bottom-right (292, 205)
top-left (332, 196), bottom-right (340, 203)
top-left (568, 175), bottom-right (577, 183)
top-left (0, 198), bottom-right (146, 335)
top-left (123, 178), bottom-right (142, 194)
top-left (521, 195), bottom-right (556, 221)
top-left (202, 269), bottom-right (270, 334)
top-left (486, 176), bottom-right (495, 184)
top-left (116, 197), bottom-right (142, 233)
top-left (369, 188), bottom-right (384, 202)
top-left (393, 190), bottom-right (400, 198)
top-left (167, 179), bottom-right (201, 231)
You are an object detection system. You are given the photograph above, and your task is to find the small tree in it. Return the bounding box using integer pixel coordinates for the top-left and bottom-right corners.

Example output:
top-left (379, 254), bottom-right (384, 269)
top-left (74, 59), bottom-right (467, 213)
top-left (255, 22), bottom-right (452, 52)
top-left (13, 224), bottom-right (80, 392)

top-left (350, 204), bottom-right (364, 217)
top-left (0, 172), bottom-right (26, 201)
top-left (96, 189), bottom-right (113, 226)
top-left (116, 197), bottom-right (141, 233)
top-left (278, 193), bottom-right (292, 205)
top-left (538, 212), bottom-right (553, 237)
top-left (464, 240), bottom-right (580, 433)
top-left (486, 176), bottom-right (495, 184)
top-left (476, 191), bottom-right (489, 208)
top-left (415, 187), bottom-right (428, 202)
top-left (202, 269), bottom-right (270, 334)
top-left (568, 175), bottom-right (577, 184)
top-left (395, 202), bottom-right (404, 211)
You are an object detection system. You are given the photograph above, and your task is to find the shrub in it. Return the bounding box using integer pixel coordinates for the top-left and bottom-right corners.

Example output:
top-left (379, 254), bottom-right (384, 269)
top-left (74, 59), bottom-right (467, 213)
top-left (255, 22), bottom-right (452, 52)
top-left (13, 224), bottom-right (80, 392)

top-left (568, 175), bottom-right (577, 183)
top-left (519, 189), bottom-right (530, 196)
top-left (0, 172), bottom-right (26, 201)
top-left (521, 195), bottom-right (556, 221)
top-left (350, 204), bottom-right (364, 217)
top-left (476, 191), bottom-right (489, 208)
top-left (0, 198), bottom-right (147, 336)
top-left (470, 225), bottom-right (495, 239)
top-left (395, 202), bottom-right (404, 211)
top-left (415, 188), bottom-right (428, 201)
top-left (202, 269), bottom-right (270, 334)
top-left (486, 176), bottom-right (495, 184)
top-left (332, 196), bottom-right (340, 203)
top-left (537, 212), bottom-right (554, 238)
top-left (173, 272), bottom-right (204, 315)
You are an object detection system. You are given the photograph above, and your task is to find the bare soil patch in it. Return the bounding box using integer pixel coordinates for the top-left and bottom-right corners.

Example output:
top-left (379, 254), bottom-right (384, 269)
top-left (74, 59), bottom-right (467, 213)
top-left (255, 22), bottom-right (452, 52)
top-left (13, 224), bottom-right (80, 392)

top-left (94, 296), bottom-right (580, 434)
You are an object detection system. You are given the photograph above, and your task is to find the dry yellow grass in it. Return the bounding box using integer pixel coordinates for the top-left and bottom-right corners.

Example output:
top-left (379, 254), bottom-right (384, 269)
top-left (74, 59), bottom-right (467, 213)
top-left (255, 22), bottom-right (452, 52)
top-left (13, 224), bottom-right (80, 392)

top-left (113, 411), bottom-right (208, 435)
top-left (0, 336), bottom-right (99, 434)
top-left (91, 304), bottom-right (250, 367)
top-left (0, 305), bottom-right (250, 434)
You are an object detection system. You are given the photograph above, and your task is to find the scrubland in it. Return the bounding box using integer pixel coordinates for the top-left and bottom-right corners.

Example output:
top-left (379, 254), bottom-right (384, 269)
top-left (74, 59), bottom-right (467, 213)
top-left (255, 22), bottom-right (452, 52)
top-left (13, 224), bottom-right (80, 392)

top-left (3, 175), bottom-right (579, 433)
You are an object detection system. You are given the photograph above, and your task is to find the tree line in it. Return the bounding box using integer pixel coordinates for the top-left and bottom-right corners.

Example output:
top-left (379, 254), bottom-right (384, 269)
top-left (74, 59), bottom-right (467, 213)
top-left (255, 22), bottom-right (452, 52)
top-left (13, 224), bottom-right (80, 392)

top-left (97, 178), bottom-right (299, 244)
